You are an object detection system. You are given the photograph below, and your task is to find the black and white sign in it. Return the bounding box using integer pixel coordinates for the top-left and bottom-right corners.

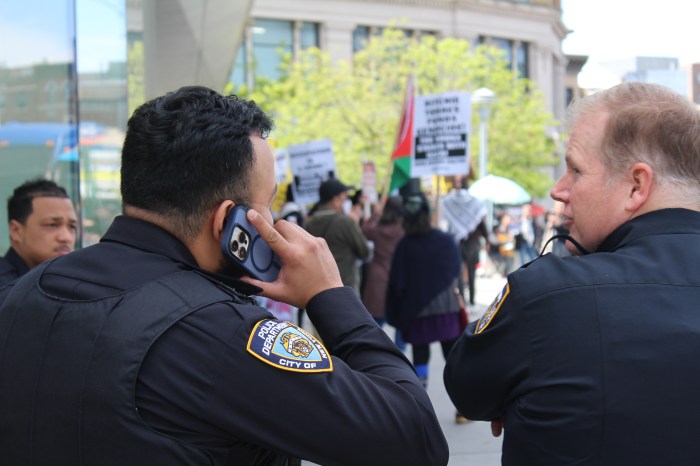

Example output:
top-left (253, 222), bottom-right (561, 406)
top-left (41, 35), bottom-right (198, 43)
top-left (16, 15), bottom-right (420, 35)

top-left (412, 92), bottom-right (471, 177)
top-left (287, 139), bottom-right (337, 206)
top-left (275, 148), bottom-right (289, 184)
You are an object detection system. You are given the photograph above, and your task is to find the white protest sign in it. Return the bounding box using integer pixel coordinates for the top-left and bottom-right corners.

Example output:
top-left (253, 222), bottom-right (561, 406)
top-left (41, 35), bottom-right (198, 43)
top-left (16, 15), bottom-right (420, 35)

top-left (361, 161), bottom-right (378, 203)
top-left (287, 139), bottom-right (337, 206)
top-left (274, 148), bottom-right (289, 184)
top-left (412, 92), bottom-right (471, 177)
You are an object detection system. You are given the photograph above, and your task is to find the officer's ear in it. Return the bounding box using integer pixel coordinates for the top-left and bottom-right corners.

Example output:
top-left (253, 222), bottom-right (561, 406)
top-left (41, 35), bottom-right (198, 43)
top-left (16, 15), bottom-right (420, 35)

top-left (212, 200), bottom-right (235, 242)
top-left (8, 219), bottom-right (24, 244)
top-left (625, 162), bottom-right (653, 213)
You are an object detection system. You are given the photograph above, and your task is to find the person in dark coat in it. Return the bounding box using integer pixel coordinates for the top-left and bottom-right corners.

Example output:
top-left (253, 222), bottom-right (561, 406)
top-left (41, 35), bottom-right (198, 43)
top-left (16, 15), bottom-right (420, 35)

top-left (0, 86), bottom-right (448, 466)
top-left (386, 192), bottom-right (467, 423)
top-left (444, 82), bottom-right (700, 465)
top-left (0, 178), bottom-right (77, 289)
top-left (361, 195), bottom-right (404, 323)
top-left (361, 195), bottom-right (405, 347)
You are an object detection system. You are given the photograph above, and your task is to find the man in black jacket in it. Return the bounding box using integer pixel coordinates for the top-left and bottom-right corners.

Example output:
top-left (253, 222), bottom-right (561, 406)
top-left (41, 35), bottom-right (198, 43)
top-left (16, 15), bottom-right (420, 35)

top-left (0, 86), bottom-right (448, 466)
top-left (445, 82), bottom-right (700, 465)
top-left (0, 178), bottom-right (77, 287)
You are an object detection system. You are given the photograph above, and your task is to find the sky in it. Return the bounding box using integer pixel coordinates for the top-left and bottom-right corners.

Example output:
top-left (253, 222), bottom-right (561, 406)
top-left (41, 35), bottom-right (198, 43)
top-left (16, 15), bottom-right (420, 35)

top-left (561, 0), bottom-right (700, 87)
top-left (0, 0), bottom-right (125, 72)
top-left (4, 0), bottom-right (698, 79)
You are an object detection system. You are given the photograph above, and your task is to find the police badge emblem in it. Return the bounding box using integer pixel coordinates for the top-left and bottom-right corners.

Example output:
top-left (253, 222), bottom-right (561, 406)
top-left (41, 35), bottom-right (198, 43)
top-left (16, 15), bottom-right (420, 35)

top-left (475, 283), bottom-right (510, 334)
top-left (247, 320), bottom-right (333, 373)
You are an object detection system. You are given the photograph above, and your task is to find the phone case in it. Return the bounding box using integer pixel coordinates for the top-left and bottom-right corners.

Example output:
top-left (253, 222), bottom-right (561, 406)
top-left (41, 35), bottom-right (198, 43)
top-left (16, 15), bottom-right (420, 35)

top-left (220, 206), bottom-right (281, 282)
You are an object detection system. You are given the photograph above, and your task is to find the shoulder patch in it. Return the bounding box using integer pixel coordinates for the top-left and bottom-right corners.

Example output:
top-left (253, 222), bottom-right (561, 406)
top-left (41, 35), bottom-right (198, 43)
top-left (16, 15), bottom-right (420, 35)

top-left (475, 283), bottom-right (510, 334)
top-left (247, 319), bottom-right (333, 373)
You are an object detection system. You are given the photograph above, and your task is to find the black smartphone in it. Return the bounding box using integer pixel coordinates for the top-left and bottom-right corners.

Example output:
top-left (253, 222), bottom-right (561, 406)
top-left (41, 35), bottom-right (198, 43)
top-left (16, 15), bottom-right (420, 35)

top-left (220, 205), bottom-right (281, 282)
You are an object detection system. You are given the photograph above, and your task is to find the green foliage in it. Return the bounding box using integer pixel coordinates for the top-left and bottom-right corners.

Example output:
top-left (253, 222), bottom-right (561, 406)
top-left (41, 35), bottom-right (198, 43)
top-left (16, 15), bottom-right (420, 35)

top-left (233, 28), bottom-right (559, 197)
top-left (127, 39), bottom-right (145, 118)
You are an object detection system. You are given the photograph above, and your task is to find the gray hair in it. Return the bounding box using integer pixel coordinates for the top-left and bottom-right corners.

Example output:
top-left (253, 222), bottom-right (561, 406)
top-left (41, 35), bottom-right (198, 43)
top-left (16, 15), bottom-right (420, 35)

top-left (566, 82), bottom-right (700, 199)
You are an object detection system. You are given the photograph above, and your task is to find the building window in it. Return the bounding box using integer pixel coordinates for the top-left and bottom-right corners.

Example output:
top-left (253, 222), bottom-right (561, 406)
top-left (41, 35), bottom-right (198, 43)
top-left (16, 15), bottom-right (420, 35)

top-left (231, 19), bottom-right (320, 89)
top-left (14, 90), bottom-right (29, 109)
top-left (516, 42), bottom-right (529, 78)
top-left (300, 22), bottom-right (319, 49)
top-left (565, 87), bottom-right (574, 107)
top-left (491, 37), bottom-right (514, 69)
top-left (231, 44), bottom-right (247, 88)
top-left (479, 36), bottom-right (529, 78)
top-left (252, 19), bottom-right (293, 81)
top-left (352, 26), bottom-right (437, 53)
top-left (353, 26), bottom-right (370, 52)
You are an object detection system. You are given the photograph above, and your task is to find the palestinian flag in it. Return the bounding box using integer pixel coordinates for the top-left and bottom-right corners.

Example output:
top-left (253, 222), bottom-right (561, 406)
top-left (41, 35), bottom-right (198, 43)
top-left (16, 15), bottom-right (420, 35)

top-left (389, 76), bottom-right (415, 191)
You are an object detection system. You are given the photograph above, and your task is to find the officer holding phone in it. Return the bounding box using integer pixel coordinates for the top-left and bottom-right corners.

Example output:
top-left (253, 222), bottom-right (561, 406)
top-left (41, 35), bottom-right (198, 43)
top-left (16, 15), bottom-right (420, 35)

top-left (0, 86), bottom-right (448, 466)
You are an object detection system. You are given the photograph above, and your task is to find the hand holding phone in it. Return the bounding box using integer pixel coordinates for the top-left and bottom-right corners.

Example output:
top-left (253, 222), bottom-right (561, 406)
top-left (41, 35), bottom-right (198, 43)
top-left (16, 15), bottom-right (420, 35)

top-left (242, 208), bottom-right (344, 308)
top-left (220, 205), bottom-right (281, 282)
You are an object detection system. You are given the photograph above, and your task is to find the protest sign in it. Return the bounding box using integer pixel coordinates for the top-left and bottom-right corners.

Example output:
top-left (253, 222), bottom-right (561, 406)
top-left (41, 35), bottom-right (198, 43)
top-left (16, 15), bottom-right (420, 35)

top-left (287, 139), bottom-right (337, 207)
top-left (274, 148), bottom-right (289, 184)
top-left (362, 161), bottom-right (378, 203)
top-left (412, 92), bottom-right (471, 177)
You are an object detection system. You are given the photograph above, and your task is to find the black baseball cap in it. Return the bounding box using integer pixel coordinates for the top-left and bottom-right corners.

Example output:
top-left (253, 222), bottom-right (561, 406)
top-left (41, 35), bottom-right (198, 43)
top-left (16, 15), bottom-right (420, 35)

top-left (318, 178), bottom-right (352, 204)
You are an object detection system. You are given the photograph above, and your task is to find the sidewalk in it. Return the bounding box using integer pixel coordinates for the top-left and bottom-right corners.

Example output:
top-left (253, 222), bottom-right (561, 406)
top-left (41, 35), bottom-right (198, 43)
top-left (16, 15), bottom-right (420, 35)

top-left (425, 273), bottom-right (506, 465)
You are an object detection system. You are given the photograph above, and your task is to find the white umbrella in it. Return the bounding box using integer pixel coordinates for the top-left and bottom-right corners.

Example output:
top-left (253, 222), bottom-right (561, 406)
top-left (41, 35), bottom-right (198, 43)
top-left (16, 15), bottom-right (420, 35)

top-left (468, 174), bottom-right (531, 205)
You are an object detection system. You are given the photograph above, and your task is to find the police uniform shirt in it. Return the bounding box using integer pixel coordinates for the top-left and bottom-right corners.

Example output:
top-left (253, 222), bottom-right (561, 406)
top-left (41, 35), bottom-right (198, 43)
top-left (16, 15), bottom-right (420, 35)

top-left (0, 215), bottom-right (448, 466)
top-left (444, 208), bottom-right (700, 465)
top-left (0, 247), bottom-right (29, 288)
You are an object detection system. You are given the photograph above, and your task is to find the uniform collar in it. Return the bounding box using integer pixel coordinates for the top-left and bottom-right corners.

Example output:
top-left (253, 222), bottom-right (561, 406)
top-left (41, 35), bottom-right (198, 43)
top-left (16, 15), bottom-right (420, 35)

top-left (100, 215), bottom-right (262, 295)
top-left (3, 247), bottom-right (30, 276)
top-left (101, 215), bottom-right (198, 267)
top-left (597, 208), bottom-right (700, 253)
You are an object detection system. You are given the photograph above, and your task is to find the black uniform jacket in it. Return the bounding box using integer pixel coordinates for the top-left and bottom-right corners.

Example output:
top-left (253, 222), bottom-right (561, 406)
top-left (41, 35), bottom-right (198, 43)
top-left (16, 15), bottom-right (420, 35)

top-left (444, 208), bottom-right (700, 465)
top-left (0, 247), bottom-right (29, 288)
top-left (0, 215), bottom-right (448, 466)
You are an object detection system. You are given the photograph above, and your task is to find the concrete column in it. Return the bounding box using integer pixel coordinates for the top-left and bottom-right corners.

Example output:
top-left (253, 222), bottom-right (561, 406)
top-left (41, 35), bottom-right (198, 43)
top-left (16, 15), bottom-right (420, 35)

top-left (143, 0), bottom-right (253, 98)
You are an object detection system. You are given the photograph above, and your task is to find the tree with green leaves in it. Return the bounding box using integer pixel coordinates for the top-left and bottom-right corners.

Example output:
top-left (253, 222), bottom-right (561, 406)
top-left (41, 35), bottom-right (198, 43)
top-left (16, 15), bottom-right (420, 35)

top-left (233, 27), bottom-right (559, 198)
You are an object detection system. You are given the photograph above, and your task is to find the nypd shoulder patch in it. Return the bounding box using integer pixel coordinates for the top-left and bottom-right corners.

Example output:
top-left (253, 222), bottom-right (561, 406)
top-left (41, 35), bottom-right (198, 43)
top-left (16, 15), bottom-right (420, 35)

top-left (475, 283), bottom-right (510, 334)
top-left (247, 320), bottom-right (333, 373)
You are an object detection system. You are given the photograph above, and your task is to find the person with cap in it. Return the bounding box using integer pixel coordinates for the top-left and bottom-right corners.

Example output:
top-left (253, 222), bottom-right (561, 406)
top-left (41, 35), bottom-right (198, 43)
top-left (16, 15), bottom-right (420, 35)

top-left (305, 178), bottom-right (371, 295)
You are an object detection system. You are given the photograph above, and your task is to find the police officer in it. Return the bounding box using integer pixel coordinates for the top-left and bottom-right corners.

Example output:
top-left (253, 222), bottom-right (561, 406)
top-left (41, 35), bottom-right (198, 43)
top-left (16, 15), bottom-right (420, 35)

top-left (0, 86), bottom-right (448, 466)
top-left (0, 178), bottom-right (77, 288)
top-left (444, 82), bottom-right (700, 465)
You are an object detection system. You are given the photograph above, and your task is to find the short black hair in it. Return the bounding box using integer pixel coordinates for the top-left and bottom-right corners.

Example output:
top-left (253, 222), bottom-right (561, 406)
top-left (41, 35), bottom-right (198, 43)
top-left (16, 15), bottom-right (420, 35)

top-left (351, 189), bottom-right (363, 206)
top-left (121, 86), bottom-right (274, 241)
top-left (8, 178), bottom-right (69, 224)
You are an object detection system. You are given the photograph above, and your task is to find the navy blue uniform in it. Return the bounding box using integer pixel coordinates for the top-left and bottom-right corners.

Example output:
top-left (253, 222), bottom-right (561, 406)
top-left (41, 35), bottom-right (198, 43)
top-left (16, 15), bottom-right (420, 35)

top-left (0, 247), bottom-right (29, 288)
top-left (0, 215), bottom-right (448, 466)
top-left (444, 208), bottom-right (700, 465)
